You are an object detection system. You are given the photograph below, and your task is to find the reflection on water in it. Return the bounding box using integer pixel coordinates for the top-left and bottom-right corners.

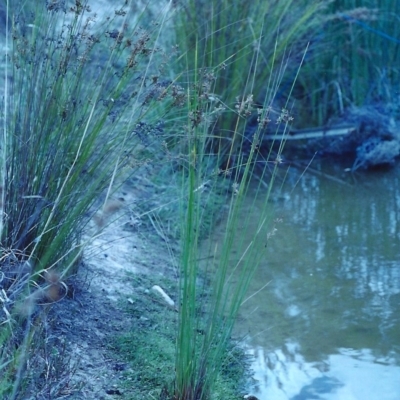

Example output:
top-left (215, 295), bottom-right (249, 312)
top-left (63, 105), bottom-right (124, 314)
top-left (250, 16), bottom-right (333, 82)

top-left (249, 345), bottom-right (400, 399)
top-left (235, 162), bottom-right (400, 399)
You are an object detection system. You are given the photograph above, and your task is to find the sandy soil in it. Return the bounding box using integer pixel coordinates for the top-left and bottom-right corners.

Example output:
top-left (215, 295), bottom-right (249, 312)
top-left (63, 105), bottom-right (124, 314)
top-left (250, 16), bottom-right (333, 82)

top-left (43, 179), bottom-right (178, 399)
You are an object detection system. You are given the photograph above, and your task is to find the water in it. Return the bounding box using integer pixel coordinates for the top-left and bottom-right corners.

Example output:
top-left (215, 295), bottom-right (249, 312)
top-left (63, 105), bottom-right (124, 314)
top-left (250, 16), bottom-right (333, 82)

top-left (233, 161), bottom-right (400, 399)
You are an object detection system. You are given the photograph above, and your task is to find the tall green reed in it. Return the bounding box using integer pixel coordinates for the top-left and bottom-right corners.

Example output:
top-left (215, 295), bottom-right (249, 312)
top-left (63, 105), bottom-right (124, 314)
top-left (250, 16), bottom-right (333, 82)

top-left (171, 0), bottom-right (324, 159)
top-left (294, 1), bottom-right (400, 127)
top-left (171, 40), bottom-right (303, 399)
top-left (0, 1), bottom-right (176, 397)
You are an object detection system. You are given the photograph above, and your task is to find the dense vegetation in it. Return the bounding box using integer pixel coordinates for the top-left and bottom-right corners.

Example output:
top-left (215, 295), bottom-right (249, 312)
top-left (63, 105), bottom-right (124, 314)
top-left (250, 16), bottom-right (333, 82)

top-left (0, 1), bottom-right (397, 398)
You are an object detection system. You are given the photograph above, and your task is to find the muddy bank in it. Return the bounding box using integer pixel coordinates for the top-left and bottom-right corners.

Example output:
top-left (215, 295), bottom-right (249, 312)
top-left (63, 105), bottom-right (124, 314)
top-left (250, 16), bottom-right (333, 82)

top-left (19, 179), bottom-right (178, 399)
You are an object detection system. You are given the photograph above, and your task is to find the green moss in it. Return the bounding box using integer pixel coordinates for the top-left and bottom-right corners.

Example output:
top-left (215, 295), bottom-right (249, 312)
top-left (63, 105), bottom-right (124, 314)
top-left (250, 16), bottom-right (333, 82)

top-left (111, 273), bottom-right (247, 399)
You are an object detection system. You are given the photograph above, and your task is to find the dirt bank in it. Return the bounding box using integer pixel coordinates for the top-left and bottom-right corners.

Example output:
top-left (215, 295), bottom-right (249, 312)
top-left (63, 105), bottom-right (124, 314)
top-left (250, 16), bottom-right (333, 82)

top-left (25, 178), bottom-right (178, 399)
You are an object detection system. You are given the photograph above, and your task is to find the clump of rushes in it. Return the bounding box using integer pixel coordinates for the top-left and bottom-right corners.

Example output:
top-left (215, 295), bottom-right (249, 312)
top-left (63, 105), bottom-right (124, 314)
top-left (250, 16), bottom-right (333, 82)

top-left (167, 42), bottom-right (302, 399)
top-left (171, 0), bottom-right (325, 160)
top-left (294, 2), bottom-right (400, 127)
top-left (0, 0), bottom-right (176, 397)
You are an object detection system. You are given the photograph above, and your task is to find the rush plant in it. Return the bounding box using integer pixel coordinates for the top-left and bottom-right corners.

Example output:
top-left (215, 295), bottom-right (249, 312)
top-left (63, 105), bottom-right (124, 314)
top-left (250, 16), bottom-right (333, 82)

top-left (293, 1), bottom-right (400, 127)
top-left (169, 42), bottom-right (303, 399)
top-left (0, 1), bottom-right (176, 397)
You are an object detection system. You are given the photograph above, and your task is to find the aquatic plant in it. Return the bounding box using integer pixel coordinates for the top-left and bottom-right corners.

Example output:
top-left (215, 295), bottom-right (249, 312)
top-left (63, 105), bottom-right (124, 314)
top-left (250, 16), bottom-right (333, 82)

top-left (169, 40), bottom-right (305, 399)
top-left (294, 1), bottom-right (400, 127)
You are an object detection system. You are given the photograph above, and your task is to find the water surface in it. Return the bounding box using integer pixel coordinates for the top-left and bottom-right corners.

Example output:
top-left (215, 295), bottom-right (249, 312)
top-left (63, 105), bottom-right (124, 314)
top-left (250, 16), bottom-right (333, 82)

top-left (229, 161), bottom-right (400, 399)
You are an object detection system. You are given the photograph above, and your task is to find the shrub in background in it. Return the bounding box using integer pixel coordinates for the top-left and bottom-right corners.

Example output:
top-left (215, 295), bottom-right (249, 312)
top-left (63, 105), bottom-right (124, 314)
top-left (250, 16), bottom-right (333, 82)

top-left (293, 1), bottom-right (400, 127)
top-left (171, 0), bottom-right (324, 159)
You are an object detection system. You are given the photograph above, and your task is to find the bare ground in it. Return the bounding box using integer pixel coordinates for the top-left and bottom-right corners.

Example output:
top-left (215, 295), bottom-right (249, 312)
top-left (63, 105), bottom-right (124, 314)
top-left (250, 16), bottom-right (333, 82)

top-left (36, 180), bottom-right (178, 400)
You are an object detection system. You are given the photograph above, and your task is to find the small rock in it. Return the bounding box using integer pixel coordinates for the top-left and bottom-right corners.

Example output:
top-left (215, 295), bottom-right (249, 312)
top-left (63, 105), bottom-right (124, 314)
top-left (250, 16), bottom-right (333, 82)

top-left (105, 388), bottom-right (123, 395)
top-left (113, 362), bottom-right (127, 371)
top-left (151, 285), bottom-right (175, 308)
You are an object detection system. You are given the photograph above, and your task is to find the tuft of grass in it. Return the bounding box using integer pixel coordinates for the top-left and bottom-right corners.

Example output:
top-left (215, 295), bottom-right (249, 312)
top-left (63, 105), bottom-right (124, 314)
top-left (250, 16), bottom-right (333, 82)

top-left (1, 1), bottom-right (171, 277)
top-left (0, 1), bottom-right (178, 397)
top-left (167, 39), bottom-right (302, 398)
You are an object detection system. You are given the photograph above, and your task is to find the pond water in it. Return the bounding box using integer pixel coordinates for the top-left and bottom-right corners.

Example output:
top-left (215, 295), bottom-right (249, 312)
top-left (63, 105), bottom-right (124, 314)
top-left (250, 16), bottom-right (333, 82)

top-left (230, 161), bottom-right (400, 399)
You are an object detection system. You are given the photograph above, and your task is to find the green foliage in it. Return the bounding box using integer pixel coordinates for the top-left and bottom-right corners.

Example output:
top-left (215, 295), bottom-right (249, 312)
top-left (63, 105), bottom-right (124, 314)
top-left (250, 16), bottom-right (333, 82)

top-left (0, 1), bottom-right (176, 397)
top-left (1, 2), bottom-right (167, 276)
top-left (0, 0), bottom-right (310, 398)
top-left (171, 53), bottom-right (293, 398)
top-left (172, 0), bottom-right (324, 156)
top-left (294, 1), bottom-right (400, 127)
